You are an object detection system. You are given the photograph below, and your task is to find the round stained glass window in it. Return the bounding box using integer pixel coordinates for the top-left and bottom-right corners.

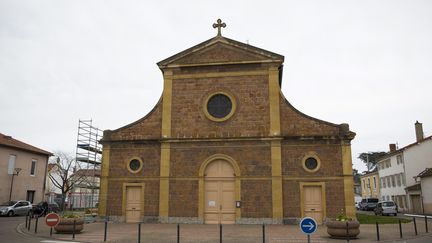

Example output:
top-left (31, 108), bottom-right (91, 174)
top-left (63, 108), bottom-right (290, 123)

top-left (305, 157), bottom-right (318, 171)
top-left (128, 159), bottom-right (142, 172)
top-left (207, 94), bottom-right (232, 119)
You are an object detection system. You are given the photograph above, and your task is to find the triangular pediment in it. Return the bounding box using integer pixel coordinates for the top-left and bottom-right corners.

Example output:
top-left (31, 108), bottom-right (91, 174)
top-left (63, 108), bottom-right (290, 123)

top-left (158, 36), bottom-right (284, 68)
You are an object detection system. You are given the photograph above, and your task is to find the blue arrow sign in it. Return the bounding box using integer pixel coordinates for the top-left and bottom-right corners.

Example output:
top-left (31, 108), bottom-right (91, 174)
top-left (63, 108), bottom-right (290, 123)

top-left (300, 217), bottom-right (318, 235)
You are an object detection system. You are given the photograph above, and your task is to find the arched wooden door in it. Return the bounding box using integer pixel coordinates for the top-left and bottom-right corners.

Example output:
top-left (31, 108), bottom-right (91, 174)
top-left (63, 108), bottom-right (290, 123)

top-left (204, 160), bottom-right (235, 224)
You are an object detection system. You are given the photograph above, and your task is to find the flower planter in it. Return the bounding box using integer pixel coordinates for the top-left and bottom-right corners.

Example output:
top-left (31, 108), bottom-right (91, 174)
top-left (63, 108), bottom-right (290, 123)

top-left (326, 220), bottom-right (360, 239)
top-left (54, 218), bottom-right (84, 234)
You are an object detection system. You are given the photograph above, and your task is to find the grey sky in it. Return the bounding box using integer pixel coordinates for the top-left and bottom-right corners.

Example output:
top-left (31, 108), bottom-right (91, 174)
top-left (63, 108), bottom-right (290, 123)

top-left (1, 0), bottom-right (431, 172)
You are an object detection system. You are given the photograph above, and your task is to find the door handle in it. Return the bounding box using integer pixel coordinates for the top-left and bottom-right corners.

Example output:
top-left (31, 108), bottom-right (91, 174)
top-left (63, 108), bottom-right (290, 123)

top-left (311, 209), bottom-right (315, 211)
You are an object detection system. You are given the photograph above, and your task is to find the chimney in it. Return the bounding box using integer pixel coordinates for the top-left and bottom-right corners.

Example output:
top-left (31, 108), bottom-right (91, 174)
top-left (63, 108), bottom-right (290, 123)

top-left (389, 144), bottom-right (396, 152)
top-left (415, 121), bottom-right (424, 142)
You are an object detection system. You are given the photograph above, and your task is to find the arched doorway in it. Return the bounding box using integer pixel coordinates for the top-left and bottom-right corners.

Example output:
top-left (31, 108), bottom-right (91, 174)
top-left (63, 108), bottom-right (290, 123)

top-left (204, 160), bottom-right (236, 224)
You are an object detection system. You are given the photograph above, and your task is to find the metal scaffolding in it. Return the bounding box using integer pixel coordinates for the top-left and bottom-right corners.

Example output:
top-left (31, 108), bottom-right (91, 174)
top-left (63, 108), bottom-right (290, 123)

top-left (74, 119), bottom-right (102, 210)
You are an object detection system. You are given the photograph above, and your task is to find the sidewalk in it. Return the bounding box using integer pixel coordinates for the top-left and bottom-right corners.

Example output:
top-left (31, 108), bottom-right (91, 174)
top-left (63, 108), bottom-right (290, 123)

top-left (17, 218), bottom-right (432, 243)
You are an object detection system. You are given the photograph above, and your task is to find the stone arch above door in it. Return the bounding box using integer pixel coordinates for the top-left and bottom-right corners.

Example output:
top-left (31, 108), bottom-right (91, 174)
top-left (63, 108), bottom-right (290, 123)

top-left (198, 154), bottom-right (241, 177)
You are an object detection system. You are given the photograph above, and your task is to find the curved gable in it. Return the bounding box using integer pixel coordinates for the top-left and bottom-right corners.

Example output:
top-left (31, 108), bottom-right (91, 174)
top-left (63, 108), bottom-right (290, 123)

top-left (279, 92), bottom-right (342, 137)
top-left (102, 97), bottom-right (162, 142)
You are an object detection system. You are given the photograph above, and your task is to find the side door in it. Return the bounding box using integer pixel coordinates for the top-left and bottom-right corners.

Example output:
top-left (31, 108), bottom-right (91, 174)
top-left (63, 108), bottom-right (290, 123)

top-left (14, 202), bottom-right (26, 215)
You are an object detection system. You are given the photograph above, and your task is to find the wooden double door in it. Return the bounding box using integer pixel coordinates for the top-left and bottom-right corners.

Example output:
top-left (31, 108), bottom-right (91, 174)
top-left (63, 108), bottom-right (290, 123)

top-left (204, 160), bottom-right (236, 224)
top-left (126, 186), bottom-right (142, 223)
top-left (303, 185), bottom-right (323, 224)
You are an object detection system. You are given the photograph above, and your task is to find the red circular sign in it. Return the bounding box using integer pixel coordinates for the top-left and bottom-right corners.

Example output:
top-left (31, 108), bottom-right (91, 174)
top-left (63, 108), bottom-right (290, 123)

top-left (45, 213), bottom-right (60, 227)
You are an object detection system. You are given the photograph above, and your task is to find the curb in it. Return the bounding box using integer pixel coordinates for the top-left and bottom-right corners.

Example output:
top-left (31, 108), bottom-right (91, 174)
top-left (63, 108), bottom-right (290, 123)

top-left (15, 221), bottom-right (88, 243)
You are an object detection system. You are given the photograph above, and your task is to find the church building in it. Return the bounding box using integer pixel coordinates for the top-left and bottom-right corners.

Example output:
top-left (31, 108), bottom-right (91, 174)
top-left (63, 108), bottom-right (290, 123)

top-left (98, 20), bottom-right (356, 224)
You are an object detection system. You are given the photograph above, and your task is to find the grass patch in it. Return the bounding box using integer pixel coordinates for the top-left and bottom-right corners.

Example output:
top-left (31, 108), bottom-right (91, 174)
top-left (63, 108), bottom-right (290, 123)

top-left (357, 213), bottom-right (411, 224)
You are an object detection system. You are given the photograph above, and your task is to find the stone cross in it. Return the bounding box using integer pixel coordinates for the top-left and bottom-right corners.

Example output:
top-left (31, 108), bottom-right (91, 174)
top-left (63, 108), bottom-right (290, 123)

top-left (213, 19), bottom-right (226, 36)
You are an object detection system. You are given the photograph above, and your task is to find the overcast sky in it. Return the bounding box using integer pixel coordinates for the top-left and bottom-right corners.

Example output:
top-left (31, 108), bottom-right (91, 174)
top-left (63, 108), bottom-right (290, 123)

top-left (1, 0), bottom-right (431, 172)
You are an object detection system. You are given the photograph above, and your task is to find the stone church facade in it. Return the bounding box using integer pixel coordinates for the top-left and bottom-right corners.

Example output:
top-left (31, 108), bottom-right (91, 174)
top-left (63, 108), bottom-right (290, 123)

top-left (99, 21), bottom-right (356, 224)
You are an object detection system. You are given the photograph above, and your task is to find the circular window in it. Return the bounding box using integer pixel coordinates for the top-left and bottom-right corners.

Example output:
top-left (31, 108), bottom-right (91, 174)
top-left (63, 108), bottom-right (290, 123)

top-left (127, 157), bottom-right (143, 173)
top-left (302, 153), bottom-right (321, 173)
top-left (203, 92), bottom-right (236, 122)
top-left (305, 158), bottom-right (318, 170)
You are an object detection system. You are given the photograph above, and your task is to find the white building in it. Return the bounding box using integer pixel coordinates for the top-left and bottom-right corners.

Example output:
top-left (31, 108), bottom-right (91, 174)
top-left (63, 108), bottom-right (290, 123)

top-left (416, 168), bottom-right (432, 214)
top-left (377, 121), bottom-right (432, 213)
top-left (377, 145), bottom-right (407, 211)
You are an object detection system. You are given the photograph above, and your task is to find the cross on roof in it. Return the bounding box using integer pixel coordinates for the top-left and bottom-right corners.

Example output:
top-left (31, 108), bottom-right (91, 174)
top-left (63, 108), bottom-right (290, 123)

top-left (213, 19), bottom-right (226, 36)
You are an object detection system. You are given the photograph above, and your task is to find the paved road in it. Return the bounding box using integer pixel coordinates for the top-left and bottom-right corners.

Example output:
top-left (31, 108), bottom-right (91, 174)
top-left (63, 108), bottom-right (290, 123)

top-left (0, 215), bottom-right (83, 243)
top-left (0, 215), bottom-right (42, 242)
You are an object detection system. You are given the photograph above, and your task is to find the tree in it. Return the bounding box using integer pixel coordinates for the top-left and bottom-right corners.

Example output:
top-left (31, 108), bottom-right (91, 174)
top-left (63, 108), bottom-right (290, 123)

top-left (48, 151), bottom-right (84, 211)
top-left (358, 151), bottom-right (387, 171)
top-left (352, 168), bottom-right (361, 184)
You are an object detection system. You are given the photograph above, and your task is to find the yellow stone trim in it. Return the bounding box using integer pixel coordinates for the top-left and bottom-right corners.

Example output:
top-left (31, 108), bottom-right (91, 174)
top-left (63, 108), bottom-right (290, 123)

top-left (299, 182), bottom-right (327, 223)
top-left (271, 140), bottom-right (283, 220)
top-left (167, 60), bottom-right (279, 69)
top-left (268, 67), bottom-right (281, 136)
top-left (162, 70), bottom-right (173, 138)
top-left (342, 145), bottom-right (356, 219)
top-left (203, 91), bottom-right (237, 122)
top-left (98, 144), bottom-right (110, 216)
top-left (198, 154), bottom-right (241, 221)
top-left (159, 143), bottom-right (170, 217)
top-left (122, 183), bottom-right (145, 220)
top-left (172, 70), bottom-right (268, 79)
top-left (105, 175), bottom-right (344, 181)
top-left (301, 152), bottom-right (321, 173)
top-left (126, 156), bottom-right (144, 174)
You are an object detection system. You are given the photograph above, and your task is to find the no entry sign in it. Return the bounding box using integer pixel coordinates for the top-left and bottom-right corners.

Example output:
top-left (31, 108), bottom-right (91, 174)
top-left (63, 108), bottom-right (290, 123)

top-left (45, 213), bottom-right (60, 227)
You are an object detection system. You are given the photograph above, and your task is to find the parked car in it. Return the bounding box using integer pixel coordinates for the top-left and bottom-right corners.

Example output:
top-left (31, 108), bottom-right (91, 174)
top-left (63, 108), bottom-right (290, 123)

top-left (0, 200), bottom-right (33, 216)
top-left (374, 201), bottom-right (398, 216)
top-left (31, 202), bottom-right (60, 217)
top-left (359, 198), bottom-right (379, 211)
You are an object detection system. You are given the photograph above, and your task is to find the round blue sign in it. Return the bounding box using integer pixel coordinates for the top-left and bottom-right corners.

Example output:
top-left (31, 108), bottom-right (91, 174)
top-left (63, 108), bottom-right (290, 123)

top-left (299, 217), bottom-right (318, 235)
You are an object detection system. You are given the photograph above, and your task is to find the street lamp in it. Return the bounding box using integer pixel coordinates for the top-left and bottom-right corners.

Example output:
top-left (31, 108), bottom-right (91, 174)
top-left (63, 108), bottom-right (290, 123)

top-left (8, 168), bottom-right (22, 202)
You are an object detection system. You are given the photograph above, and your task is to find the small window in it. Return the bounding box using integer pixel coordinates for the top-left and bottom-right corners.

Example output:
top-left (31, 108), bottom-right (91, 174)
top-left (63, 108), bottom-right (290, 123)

top-left (127, 157), bottom-right (143, 173)
top-left (396, 155), bottom-right (403, 165)
top-left (30, 160), bottom-right (37, 175)
top-left (301, 154), bottom-right (321, 172)
top-left (8, 155), bottom-right (16, 175)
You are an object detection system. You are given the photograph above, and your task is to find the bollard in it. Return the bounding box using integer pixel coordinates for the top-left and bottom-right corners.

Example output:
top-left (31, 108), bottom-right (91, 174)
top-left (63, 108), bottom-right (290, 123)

top-left (399, 219), bottom-right (403, 238)
top-left (262, 224), bottom-right (265, 243)
top-left (177, 224), bottom-right (180, 243)
top-left (346, 221), bottom-right (350, 243)
top-left (375, 221), bottom-right (380, 241)
top-left (25, 213), bottom-right (28, 228)
top-left (28, 216), bottom-right (31, 231)
top-left (34, 216), bottom-right (39, 234)
top-left (72, 219), bottom-right (76, 240)
top-left (138, 223), bottom-right (141, 243)
top-left (425, 215), bottom-right (429, 233)
top-left (413, 217), bottom-right (417, 235)
top-left (219, 224), bottom-right (222, 243)
top-left (104, 219), bottom-right (108, 242)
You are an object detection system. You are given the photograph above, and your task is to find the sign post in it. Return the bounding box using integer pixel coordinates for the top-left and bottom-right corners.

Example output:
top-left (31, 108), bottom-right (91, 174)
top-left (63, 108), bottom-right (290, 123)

top-left (45, 213), bottom-right (60, 227)
top-left (299, 217), bottom-right (318, 243)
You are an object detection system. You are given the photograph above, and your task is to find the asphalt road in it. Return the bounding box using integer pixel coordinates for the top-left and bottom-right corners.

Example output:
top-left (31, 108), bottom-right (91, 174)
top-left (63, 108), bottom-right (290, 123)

top-left (0, 215), bottom-right (81, 243)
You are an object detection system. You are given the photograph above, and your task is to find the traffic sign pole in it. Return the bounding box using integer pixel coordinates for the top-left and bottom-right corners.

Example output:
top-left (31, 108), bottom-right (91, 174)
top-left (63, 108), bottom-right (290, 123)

top-left (299, 217), bottom-right (318, 243)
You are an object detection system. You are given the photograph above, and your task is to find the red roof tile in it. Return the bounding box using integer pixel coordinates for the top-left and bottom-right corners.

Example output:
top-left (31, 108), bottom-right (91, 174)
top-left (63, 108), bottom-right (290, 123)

top-left (0, 132), bottom-right (52, 156)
